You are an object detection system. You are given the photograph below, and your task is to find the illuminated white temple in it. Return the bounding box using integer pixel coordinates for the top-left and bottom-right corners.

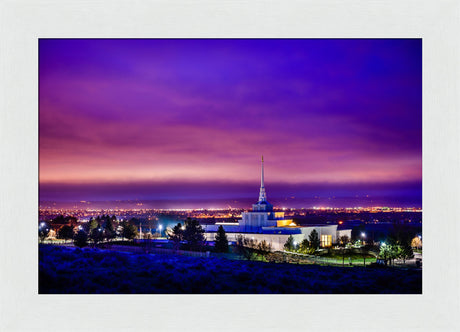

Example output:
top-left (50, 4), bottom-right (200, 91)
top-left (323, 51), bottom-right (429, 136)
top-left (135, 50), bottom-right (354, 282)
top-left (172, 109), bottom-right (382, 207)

top-left (203, 156), bottom-right (351, 250)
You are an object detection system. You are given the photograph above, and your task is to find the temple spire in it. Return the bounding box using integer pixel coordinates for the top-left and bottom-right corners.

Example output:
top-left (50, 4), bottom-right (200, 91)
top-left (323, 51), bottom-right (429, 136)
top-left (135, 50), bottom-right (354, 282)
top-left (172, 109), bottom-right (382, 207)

top-left (261, 155), bottom-right (264, 187)
top-left (258, 155), bottom-right (267, 203)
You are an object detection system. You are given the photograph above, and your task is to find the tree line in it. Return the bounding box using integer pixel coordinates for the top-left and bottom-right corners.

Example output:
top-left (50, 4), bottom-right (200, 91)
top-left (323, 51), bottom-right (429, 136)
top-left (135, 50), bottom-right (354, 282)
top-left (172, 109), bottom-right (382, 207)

top-left (39, 214), bottom-right (139, 248)
top-left (39, 215), bottom-right (418, 266)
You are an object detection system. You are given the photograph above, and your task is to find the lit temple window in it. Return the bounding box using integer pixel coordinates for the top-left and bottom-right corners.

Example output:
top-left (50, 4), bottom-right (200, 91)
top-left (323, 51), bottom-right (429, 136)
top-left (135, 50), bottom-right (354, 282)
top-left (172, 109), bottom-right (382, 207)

top-left (321, 235), bottom-right (332, 247)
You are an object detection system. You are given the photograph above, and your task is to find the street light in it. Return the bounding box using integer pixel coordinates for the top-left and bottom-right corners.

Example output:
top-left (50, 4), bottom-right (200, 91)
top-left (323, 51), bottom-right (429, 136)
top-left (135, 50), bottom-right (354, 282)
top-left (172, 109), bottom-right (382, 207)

top-left (360, 233), bottom-right (366, 267)
top-left (158, 224), bottom-right (163, 237)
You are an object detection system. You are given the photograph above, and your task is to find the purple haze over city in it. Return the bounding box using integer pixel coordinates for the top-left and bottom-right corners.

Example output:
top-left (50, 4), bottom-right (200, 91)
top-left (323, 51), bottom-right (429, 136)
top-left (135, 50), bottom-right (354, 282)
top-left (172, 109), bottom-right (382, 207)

top-left (39, 39), bottom-right (422, 208)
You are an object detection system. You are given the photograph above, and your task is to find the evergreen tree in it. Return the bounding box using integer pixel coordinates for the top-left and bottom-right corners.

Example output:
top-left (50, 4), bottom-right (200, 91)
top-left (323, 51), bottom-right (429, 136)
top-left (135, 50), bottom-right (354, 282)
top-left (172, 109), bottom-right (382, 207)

top-left (90, 227), bottom-right (104, 246)
top-left (103, 217), bottom-right (116, 241)
top-left (256, 240), bottom-right (272, 258)
top-left (309, 229), bottom-right (320, 249)
top-left (214, 225), bottom-right (229, 253)
top-left (339, 235), bottom-right (350, 247)
top-left (183, 218), bottom-right (206, 251)
top-left (400, 242), bottom-right (414, 263)
top-left (299, 238), bottom-right (310, 253)
top-left (87, 217), bottom-right (98, 233)
top-left (284, 235), bottom-right (295, 251)
top-left (121, 221), bottom-right (138, 241)
top-left (74, 230), bottom-right (88, 248)
top-left (169, 223), bottom-right (184, 250)
top-left (389, 245), bottom-right (402, 266)
top-left (57, 225), bottom-right (74, 242)
top-left (235, 235), bottom-right (255, 260)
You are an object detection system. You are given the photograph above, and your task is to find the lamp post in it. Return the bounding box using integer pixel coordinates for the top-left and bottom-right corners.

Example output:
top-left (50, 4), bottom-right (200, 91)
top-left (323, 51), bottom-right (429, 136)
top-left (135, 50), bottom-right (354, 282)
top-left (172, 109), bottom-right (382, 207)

top-left (158, 224), bottom-right (163, 238)
top-left (361, 233), bottom-right (366, 267)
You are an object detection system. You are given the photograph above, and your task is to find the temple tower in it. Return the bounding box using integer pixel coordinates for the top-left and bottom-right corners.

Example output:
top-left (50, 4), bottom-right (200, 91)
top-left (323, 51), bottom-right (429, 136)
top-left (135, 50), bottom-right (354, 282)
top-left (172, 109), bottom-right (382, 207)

top-left (252, 155), bottom-right (273, 213)
top-left (258, 155), bottom-right (267, 203)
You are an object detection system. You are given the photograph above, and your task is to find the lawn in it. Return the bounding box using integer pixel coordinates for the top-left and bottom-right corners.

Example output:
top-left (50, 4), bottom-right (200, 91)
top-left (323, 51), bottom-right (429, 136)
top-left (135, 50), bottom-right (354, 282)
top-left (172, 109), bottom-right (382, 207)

top-left (39, 245), bottom-right (422, 294)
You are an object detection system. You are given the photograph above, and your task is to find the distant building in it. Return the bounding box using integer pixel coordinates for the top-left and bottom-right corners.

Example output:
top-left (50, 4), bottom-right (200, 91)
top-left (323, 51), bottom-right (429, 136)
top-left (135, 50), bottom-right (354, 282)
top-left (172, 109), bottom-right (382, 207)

top-left (204, 156), bottom-right (352, 251)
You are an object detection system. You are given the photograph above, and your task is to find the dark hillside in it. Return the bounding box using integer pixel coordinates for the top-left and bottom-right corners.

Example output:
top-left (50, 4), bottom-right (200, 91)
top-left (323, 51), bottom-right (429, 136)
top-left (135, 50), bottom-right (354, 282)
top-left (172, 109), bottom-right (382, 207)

top-left (39, 245), bottom-right (421, 294)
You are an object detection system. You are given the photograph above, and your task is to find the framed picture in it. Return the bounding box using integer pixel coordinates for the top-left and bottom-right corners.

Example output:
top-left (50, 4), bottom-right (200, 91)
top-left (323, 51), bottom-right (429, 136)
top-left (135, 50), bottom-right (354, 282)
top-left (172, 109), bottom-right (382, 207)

top-left (1, 0), bottom-right (459, 331)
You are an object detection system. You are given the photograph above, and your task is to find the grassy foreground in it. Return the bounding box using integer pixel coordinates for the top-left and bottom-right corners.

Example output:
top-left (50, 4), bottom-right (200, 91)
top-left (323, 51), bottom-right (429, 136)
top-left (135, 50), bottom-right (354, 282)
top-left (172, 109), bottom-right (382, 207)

top-left (39, 245), bottom-right (421, 294)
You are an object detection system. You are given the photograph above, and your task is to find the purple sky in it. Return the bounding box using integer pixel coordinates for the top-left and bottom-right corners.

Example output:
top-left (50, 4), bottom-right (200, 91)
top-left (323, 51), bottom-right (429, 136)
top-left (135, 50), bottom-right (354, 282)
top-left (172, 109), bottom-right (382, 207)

top-left (39, 39), bottom-right (422, 207)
